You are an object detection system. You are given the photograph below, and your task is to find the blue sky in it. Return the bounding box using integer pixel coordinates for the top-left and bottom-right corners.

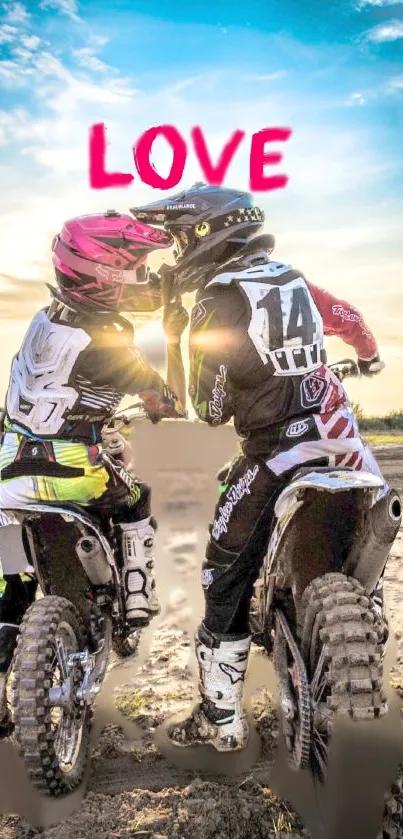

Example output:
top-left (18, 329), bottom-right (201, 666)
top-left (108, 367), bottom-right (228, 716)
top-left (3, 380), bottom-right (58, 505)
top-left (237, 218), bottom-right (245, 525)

top-left (0, 0), bottom-right (402, 411)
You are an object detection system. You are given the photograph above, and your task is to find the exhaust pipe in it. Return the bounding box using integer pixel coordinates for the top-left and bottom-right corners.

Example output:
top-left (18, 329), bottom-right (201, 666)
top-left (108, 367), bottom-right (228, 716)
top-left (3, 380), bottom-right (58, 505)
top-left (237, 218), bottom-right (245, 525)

top-left (344, 489), bottom-right (402, 594)
top-left (75, 537), bottom-right (112, 586)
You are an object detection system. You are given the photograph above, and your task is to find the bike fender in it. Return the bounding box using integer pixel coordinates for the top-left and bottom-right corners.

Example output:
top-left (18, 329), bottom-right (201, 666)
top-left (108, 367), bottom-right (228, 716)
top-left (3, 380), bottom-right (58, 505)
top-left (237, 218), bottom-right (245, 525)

top-left (274, 469), bottom-right (384, 521)
top-left (0, 519), bottom-right (35, 574)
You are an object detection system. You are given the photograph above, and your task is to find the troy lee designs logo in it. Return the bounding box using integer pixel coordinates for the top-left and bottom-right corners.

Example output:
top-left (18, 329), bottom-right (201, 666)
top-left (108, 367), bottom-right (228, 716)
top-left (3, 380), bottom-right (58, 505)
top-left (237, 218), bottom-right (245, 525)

top-left (332, 305), bottom-right (372, 337)
top-left (212, 464), bottom-right (260, 540)
top-left (301, 372), bottom-right (329, 408)
top-left (286, 420), bottom-right (309, 438)
top-left (209, 364), bottom-right (227, 425)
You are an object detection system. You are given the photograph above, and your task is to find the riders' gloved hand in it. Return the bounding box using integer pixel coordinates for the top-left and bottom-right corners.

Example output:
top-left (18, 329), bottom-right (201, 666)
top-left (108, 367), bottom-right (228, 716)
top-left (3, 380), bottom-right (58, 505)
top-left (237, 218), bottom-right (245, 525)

top-left (163, 302), bottom-right (189, 344)
top-left (159, 384), bottom-right (187, 419)
top-left (148, 271), bottom-right (161, 290)
top-left (358, 354), bottom-right (384, 377)
top-left (139, 386), bottom-right (187, 423)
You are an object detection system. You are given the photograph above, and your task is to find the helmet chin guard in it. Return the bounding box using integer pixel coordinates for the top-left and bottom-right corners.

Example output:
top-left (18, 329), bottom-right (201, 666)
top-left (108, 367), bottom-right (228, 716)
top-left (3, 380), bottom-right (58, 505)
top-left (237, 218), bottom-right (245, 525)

top-left (130, 185), bottom-right (273, 294)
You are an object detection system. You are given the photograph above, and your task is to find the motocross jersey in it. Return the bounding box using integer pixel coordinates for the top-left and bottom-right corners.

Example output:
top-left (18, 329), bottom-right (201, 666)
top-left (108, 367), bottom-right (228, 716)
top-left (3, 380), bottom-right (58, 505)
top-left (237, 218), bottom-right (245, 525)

top-left (4, 303), bottom-right (177, 446)
top-left (189, 254), bottom-right (378, 457)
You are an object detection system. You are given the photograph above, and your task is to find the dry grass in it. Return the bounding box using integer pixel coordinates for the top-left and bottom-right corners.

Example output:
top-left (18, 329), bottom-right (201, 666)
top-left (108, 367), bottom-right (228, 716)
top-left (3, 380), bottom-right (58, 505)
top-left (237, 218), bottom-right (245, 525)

top-left (365, 434), bottom-right (403, 445)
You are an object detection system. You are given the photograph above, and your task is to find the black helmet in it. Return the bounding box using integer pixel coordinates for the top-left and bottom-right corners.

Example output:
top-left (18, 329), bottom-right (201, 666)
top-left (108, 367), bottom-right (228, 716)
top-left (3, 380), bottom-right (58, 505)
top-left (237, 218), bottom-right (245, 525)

top-left (130, 183), bottom-right (273, 293)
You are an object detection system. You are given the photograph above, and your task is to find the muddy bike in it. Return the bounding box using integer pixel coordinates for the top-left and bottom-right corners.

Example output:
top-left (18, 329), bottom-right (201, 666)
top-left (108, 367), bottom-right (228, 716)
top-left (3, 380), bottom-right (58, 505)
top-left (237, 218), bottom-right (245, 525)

top-left (0, 404), bottom-right (153, 796)
top-left (219, 360), bottom-right (402, 780)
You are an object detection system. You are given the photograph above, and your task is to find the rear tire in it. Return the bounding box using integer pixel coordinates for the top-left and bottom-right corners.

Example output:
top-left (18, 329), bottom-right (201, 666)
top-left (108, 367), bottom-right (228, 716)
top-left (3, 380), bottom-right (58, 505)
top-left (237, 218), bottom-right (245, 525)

top-left (299, 573), bottom-right (387, 778)
top-left (11, 595), bottom-right (91, 796)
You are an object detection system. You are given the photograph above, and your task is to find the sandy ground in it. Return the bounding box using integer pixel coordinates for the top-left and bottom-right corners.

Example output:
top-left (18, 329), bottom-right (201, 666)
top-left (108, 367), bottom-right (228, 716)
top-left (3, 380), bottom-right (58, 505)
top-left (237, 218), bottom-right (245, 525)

top-left (0, 426), bottom-right (402, 839)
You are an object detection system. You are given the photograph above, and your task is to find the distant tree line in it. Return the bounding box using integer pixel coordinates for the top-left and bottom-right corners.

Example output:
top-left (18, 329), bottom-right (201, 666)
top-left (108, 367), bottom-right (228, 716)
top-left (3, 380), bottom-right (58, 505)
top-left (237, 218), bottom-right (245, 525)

top-left (352, 403), bottom-right (403, 432)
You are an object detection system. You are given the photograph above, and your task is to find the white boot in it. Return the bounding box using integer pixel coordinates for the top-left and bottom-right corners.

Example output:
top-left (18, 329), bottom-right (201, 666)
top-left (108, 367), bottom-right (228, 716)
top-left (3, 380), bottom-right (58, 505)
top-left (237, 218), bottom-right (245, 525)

top-left (119, 519), bottom-right (161, 625)
top-left (169, 624), bottom-right (252, 751)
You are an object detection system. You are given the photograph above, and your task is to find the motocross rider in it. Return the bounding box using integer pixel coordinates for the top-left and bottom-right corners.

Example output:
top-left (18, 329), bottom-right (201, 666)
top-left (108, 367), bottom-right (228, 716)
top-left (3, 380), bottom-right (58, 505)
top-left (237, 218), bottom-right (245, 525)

top-left (131, 184), bottom-right (388, 752)
top-left (0, 211), bottom-right (185, 715)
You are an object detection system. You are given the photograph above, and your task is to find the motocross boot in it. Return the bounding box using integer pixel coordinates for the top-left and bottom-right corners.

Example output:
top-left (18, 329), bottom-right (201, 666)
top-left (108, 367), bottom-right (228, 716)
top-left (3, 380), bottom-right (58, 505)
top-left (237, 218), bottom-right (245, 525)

top-left (119, 518), bottom-right (161, 626)
top-left (168, 623), bottom-right (252, 751)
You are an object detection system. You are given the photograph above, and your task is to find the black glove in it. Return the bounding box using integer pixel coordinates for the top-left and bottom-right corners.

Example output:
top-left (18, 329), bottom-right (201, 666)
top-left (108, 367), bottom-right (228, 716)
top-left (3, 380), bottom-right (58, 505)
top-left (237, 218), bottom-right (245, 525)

top-left (148, 271), bottom-right (161, 290)
top-left (358, 354), bottom-right (384, 377)
top-left (163, 302), bottom-right (189, 344)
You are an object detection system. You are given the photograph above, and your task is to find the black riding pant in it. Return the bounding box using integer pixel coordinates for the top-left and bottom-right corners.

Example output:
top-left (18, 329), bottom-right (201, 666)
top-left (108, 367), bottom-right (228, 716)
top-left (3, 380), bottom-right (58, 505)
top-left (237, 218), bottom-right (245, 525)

top-left (202, 454), bottom-right (290, 636)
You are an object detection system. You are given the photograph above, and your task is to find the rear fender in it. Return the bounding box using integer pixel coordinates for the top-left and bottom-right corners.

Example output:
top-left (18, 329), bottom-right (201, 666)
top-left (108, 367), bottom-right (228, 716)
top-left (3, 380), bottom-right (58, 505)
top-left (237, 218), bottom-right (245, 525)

top-left (264, 469), bottom-right (383, 612)
top-left (0, 505), bottom-right (118, 624)
top-left (274, 469), bottom-right (384, 522)
top-left (0, 511), bottom-right (35, 576)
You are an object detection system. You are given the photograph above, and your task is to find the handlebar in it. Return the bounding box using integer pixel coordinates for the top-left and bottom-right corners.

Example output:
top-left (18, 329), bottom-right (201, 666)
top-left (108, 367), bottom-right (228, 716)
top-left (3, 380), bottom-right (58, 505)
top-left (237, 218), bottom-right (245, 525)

top-left (103, 400), bottom-right (188, 434)
top-left (328, 359), bottom-right (360, 381)
top-left (329, 358), bottom-right (385, 381)
top-left (103, 402), bottom-right (150, 434)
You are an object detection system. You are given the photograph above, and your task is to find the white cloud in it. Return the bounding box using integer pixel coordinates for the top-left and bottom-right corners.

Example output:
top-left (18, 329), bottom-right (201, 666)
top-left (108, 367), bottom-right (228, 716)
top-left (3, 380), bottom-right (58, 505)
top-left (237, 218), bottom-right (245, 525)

top-left (38, 0), bottom-right (79, 21)
top-left (0, 107), bottom-right (48, 144)
top-left (365, 19), bottom-right (403, 42)
top-left (357, 0), bottom-right (403, 7)
top-left (346, 91), bottom-right (366, 106)
top-left (21, 34), bottom-right (41, 50)
top-left (87, 34), bottom-right (109, 49)
top-left (0, 23), bottom-right (17, 44)
top-left (386, 74), bottom-right (403, 91)
top-left (164, 75), bottom-right (207, 95)
top-left (245, 71), bottom-right (287, 82)
top-left (41, 74), bottom-right (137, 113)
top-left (73, 47), bottom-right (111, 73)
top-left (23, 144), bottom-right (87, 173)
top-left (0, 58), bottom-right (34, 82)
top-left (3, 2), bottom-right (30, 24)
top-left (274, 122), bottom-right (396, 202)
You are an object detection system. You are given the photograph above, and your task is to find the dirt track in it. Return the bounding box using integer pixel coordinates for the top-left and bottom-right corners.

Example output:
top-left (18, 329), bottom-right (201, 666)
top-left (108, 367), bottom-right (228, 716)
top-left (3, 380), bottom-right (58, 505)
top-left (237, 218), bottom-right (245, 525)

top-left (0, 431), bottom-right (402, 839)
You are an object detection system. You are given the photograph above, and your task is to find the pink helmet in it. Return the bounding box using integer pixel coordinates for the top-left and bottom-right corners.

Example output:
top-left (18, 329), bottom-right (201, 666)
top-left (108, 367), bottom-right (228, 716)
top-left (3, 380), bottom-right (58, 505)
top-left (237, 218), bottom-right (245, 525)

top-left (51, 210), bottom-right (173, 313)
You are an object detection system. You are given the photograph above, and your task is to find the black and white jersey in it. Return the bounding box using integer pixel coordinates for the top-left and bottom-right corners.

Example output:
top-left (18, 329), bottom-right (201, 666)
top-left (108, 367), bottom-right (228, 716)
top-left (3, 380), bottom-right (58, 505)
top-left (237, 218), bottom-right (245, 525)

top-left (188, 255), bottom-right (378, 455)
top-left (5, 306), bottom-right (168, 444)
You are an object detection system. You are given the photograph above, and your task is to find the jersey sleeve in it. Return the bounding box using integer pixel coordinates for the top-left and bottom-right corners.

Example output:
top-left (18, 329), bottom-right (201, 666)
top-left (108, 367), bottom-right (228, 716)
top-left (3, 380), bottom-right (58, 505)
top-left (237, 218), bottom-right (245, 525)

top-left (189, 289), bottom-right (234, 425)
top-left (79, 334), bottom-right (179, 416)
top-left (306, 282), bottom-right (378, 361)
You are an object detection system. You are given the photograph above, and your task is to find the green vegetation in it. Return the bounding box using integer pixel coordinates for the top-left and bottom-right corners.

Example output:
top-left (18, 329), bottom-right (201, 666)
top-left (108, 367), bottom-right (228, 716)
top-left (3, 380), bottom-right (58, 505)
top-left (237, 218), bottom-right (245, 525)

top-left (365, 434), bottom-right (403, 445)
top-left (271, 803), bottom-right (297, 835)
top-left (351, 404), bottom-right (403, 444)
top-left (114, 689), bottom-right (145, 719)
top-left (353, 405), bottom-right (403, 433)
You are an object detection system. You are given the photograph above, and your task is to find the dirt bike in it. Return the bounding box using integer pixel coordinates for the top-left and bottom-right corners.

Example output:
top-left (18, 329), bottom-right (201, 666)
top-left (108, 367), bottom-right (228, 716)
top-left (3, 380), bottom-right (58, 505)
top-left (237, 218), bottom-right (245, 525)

top-left (218, 360), bottom-right (402, 781)
top-left (0, 403), bottom-right (154, 796)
